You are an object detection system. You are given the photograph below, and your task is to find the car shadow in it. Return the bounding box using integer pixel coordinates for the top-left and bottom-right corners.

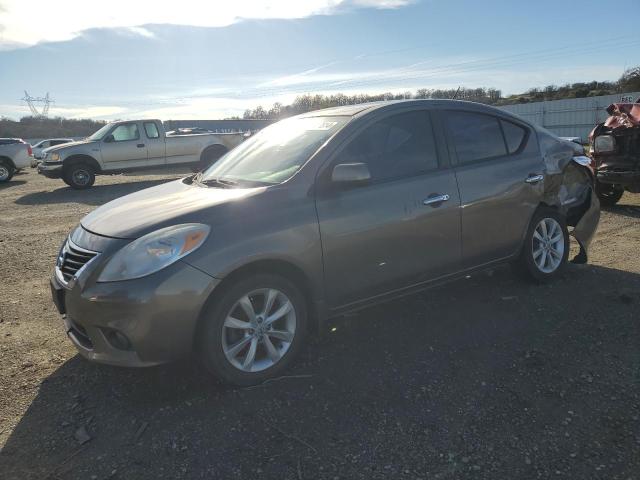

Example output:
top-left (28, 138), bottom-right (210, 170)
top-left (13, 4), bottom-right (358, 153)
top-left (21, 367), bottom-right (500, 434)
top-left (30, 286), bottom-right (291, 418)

top-left (14, 178), bottom-right (177, 206)
top-left (603, 203), bottom-right (640, 219)
top-left (2, 264), bottom-right (639, 479)
top-left (0, 180), bottom-right (27, 190)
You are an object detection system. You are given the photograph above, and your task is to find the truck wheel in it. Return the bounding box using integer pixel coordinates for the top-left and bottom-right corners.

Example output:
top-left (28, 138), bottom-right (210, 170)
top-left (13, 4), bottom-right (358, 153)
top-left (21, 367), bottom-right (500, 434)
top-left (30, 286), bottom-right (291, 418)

top-left (595, 182), bottom-right (623, 207)
top-left (198, 145), bottom-right (228, 171)
top-left (64, 164), bottom-right (95, 189)
top-left (0, 160), bottom-right (15, 183)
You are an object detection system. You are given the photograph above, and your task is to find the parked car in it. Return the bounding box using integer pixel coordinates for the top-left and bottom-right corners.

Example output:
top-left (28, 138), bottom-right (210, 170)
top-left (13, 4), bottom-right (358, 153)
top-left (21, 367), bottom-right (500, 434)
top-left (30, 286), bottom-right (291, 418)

top-left (0, 138), bottom-right (33, 182)
top-left (589, 99), bottom-right (640, 206)
top-left (37, 119), bottom-right (245, 189)
top-left (31, 138), bottom-right (74, 160)
top-left (49, 100), bottom-right (599, 385)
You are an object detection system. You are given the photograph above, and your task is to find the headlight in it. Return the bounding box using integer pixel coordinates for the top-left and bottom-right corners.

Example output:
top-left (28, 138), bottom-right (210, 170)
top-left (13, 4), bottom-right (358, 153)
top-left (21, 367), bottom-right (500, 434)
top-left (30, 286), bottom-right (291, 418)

top-left (97, 224), bottom-right (210, 282)
top-left (50, 152), bottom-right (61, 162)
top-left (594, 135), bottom-right (615, 153)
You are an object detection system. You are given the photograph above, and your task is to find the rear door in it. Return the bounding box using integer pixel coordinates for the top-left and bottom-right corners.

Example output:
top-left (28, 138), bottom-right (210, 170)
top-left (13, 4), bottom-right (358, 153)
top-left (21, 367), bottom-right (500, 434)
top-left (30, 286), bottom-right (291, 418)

top-left (441, 110), bottom-right (543, 269)
top-left (143, 121), bottom-right (166, 167)
top-left (100, 122), bottom-right (149, 170)
top-left (316, 109), bottom-right (462, 308)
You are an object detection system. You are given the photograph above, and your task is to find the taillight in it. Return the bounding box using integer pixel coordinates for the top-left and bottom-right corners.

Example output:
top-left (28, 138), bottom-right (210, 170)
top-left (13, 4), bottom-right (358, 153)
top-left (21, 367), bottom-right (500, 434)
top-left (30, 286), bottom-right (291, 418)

top-left (27, 145), bottom-right (33, 156)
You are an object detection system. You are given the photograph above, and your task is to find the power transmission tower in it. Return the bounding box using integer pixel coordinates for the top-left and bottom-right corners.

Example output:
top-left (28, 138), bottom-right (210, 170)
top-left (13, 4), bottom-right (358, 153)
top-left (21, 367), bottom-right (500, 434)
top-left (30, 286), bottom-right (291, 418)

top-left (21, 91), bottom-right (54, 117)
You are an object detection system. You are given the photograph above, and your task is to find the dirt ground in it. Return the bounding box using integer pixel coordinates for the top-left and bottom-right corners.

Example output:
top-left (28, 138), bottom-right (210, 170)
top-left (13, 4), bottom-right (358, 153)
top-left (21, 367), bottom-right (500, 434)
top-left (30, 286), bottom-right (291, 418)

top-left (1, 168), bottom-right (639, 479)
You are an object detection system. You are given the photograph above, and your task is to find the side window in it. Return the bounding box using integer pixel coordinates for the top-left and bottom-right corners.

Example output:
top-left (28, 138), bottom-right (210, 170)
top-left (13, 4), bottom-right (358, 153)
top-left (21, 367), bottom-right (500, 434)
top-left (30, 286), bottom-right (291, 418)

top-left (111, 123), bottom-right (140, 142)
top-left (341, 111), bottom-right (439, 182)
top-left (144, 122), bottom-right (160, 139)
top-left (500, 119), bottom-right (527, 154)
top-left (50, 140), bottom-right (65, 146)
top-left (445, 111), bottom-right (507, 163)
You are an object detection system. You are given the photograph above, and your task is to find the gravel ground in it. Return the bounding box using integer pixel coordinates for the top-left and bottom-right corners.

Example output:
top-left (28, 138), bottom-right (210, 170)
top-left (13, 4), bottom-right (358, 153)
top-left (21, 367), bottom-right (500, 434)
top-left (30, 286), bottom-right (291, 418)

top-left (1, 169), bottom-right (639, 480)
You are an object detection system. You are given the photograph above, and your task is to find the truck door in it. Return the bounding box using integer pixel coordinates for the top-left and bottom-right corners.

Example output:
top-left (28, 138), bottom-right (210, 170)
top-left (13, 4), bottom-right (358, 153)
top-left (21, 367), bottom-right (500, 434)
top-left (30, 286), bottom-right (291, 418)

top-left (100, 122), bottom-right (149, 171)
top-left (143, 121), bottom-right (167, 167)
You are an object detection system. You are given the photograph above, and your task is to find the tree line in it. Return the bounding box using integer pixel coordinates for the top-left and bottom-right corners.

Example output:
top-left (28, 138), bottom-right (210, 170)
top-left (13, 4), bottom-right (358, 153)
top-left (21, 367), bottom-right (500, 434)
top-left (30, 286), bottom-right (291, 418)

top-left (238, 66), bottom-right (640, 120)
top-left (0, 116), bottom-right (106, 140)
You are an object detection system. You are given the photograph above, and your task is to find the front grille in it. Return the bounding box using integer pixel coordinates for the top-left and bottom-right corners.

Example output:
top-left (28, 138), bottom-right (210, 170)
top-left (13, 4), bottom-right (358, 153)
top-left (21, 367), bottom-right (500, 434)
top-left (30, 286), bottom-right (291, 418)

top-left (58, 240), bottom-right (99, 283)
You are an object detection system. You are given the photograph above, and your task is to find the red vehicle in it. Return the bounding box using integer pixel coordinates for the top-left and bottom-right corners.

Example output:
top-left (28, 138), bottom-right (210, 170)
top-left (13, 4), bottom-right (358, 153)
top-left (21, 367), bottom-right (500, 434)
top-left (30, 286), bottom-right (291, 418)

top-left (590, 99), bottom-right (640, 206)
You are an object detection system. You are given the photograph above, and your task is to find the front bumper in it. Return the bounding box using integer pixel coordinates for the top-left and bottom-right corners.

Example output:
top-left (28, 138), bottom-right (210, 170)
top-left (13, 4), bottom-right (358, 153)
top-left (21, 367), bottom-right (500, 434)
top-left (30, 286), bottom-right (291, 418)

top-left (597, 169), bottom-right (640, 187)
top-left (50, 247), bottom-right (220, 367)
top-left (37, 162), bottom-right (63, 178)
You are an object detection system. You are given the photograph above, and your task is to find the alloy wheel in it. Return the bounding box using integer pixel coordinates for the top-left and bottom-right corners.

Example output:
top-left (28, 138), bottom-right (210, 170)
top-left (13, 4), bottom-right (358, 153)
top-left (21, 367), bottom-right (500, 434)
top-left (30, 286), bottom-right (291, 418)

top-left (532, 217), bottom-right (564, 273)
top-left (0, 165), bottom-right (9, 181)
top-left (221, 288), bottom-right (296, 372)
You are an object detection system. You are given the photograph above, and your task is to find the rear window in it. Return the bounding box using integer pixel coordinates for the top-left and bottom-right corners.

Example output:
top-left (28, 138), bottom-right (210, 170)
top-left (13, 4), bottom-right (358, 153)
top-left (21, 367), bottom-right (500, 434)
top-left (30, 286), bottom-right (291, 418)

top-left (144, 122), bottom-right (160, 139)
top-left (501, 120), bottom-right (527, 154)
top-left (445, 111), bottom-right (507, 163)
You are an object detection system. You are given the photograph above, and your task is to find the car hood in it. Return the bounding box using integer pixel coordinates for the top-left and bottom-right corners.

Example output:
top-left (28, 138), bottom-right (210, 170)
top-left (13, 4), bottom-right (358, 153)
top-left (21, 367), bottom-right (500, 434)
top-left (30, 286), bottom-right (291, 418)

top-left (44, 139), bottom-right (93, 153)
top-left (81, 178), bottom-right (264, 239)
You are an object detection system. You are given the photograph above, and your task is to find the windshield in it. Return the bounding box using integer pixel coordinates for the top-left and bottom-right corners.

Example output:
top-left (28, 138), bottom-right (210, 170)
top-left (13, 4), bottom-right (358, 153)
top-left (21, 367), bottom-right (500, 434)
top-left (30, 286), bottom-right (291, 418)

top-left (88, 124), bottom-right (113, 141)
top-left (201, 116), bottom-right (349, 186)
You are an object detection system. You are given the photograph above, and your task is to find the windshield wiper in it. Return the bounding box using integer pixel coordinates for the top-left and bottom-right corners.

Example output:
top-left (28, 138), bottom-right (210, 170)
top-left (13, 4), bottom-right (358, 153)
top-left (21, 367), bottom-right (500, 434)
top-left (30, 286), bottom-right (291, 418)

top-left (199, 177), bottom-right (238, 188)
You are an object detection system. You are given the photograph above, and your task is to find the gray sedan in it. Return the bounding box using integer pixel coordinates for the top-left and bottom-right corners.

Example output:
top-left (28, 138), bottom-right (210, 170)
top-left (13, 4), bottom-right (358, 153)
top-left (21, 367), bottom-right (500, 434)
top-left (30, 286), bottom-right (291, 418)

top-left (49, 100), bottom-right (599, 385)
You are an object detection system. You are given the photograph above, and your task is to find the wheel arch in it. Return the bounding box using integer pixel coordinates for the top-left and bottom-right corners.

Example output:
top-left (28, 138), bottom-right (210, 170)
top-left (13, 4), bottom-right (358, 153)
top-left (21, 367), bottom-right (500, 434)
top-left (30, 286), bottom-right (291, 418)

top-left (0, 155), bottom-right (16, 169)
top-left (200, 143), bottom-right (228, 162)
top-left (193, 258), bottom-right (322, 350)
top-left (63, 154), bottom-right (101, 173)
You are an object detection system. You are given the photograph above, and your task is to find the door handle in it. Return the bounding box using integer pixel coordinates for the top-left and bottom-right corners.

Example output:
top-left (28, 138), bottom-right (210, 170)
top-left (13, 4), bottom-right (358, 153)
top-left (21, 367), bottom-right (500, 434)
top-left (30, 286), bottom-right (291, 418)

top-left (525, 174), bottom-right (544, 184)
top-left (423, 194), bottom-right (450, 206)
top-left (137, 143), bottom-right (145, 148)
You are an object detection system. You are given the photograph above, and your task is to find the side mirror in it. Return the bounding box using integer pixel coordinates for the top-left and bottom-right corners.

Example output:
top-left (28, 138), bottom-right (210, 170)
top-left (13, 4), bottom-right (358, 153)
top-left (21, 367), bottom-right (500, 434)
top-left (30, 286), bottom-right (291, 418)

top-left (331, 162), bottom-right (371, 185)
top-left (104, 134), bottom-right (115, 143)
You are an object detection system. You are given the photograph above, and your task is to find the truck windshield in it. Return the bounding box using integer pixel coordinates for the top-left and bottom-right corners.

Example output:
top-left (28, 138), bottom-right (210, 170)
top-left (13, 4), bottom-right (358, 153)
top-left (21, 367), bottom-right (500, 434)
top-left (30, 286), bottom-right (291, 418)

top-left (201, 116), bottom-right (349, 186)
top-left (88, 124), bottom-right (112, 141)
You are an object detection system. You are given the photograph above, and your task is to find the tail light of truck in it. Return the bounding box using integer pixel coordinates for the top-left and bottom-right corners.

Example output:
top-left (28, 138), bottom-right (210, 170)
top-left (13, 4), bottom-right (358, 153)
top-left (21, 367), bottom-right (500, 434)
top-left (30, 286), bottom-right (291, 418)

top-left (27, 145), bottom-right (33, 156)
top-left (594, 135), bottom-right (615, 154)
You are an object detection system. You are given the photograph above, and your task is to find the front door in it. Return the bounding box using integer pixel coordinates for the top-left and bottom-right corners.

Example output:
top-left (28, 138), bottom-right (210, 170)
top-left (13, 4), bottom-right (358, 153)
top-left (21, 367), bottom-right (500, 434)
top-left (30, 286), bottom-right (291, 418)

top-left (316, 109), bottom-right (462, 308)
top-left (441, 110), bottom-right (543, 268)
top-left (100, 122), bottom-right (148, 171)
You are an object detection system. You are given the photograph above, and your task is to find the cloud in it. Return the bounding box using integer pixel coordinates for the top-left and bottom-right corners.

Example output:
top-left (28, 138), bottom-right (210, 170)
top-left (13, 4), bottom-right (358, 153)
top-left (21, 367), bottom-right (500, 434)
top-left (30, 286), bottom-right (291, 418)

top-left (0, 0), bottom-right (413, 49)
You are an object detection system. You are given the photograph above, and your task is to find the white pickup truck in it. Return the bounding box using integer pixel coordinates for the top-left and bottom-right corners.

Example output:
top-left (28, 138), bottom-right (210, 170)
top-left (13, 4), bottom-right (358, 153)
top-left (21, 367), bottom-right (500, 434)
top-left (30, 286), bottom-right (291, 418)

top-left (0, 138), bottom-right (33, 183)
top-left (37, 119), bottom-right (246, 189)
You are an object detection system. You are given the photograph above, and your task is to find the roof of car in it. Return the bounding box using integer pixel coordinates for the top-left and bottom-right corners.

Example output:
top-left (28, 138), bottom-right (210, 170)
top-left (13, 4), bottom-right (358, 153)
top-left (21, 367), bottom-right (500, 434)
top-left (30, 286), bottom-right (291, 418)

top-left (299, 99), bottom-right (515, 119)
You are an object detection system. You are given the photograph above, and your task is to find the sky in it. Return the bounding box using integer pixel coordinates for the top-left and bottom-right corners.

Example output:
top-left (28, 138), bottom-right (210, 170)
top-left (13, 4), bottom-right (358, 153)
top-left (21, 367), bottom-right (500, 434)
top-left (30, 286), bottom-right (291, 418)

top-left (0, 0), bottom-right (639, 120)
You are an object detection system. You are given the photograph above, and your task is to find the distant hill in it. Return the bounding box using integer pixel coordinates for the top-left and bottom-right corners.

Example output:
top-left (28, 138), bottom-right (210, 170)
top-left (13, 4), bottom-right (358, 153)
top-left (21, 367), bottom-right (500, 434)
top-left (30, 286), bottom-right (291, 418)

top-left (0, 116), bottom-right (106, 141)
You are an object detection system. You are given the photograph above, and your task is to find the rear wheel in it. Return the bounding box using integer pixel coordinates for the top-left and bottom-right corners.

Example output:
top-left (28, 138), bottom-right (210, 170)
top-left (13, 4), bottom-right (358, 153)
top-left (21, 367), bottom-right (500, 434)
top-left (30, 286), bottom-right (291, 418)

top-left (197, 145), bottom-right (227, 171)
top-left (516, 208), bottom-right (569, 282)
top-left (595, 181), bottom-right (624, 206)
top-left (0, 161), bottom-right (15, 183)
top-left (198, 273), bottom-right (307, 386)
top-left (63, 163), bottom-right (95, 189)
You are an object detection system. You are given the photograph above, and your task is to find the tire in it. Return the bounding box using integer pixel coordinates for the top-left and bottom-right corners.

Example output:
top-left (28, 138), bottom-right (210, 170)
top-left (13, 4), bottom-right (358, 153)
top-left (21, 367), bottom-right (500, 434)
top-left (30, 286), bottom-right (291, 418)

top-left (63, 163), bottom-right (95, 190)
top-left (197, 145), bottom-right (227, 172)
top-left (515, 208), bottom-right (570, 283)
top-left (0, 160), bottom-right (15, 183)
top-left (595, 181), bottom-right (624, 207)
top-left (198, 273), bottom-right (308, 386)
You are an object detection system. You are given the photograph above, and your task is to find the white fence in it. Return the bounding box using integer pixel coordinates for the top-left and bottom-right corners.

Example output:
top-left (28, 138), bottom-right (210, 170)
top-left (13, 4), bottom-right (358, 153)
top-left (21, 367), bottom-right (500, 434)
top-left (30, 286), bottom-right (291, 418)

top-left (498, 91), bottom-right (640, 142)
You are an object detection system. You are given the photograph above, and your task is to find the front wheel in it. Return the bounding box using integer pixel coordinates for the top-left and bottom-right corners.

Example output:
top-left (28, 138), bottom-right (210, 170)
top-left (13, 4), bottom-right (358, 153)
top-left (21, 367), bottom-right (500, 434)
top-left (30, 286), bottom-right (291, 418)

top-left (0, 161), bottom-right (15, 183)
top-left (515, 208), bottom-right (569, 282)
top-left (595, 181), bottom-right (624, 206)
top-left (198, 273), bottom-right (308, 386)
top-left (63, 164), bottom-right (95, 189)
